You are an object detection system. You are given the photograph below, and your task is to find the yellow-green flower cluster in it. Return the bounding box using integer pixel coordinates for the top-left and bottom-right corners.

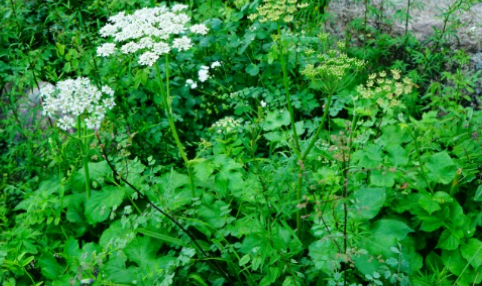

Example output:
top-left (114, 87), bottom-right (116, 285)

top-left (210, 116), bottom-right (243, 134)
top-left (356, 69), bottom-right (414, 108)
top-left (248, 0), bottom-right (310, 23)
top-left (301, 50), bottom-right (365, 82)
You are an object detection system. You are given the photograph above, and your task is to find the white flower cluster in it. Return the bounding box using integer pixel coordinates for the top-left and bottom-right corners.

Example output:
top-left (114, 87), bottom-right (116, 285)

top-left (210, 116), bottom-right (243, 134)
top-left (40, 78), bottom-right (115, 131)
top-left (97, 5), bottom-right (209, 66)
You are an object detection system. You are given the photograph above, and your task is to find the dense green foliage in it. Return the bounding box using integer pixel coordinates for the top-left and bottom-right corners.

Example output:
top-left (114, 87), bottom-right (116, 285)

top-left (1, 0), bottom-right (482, 285)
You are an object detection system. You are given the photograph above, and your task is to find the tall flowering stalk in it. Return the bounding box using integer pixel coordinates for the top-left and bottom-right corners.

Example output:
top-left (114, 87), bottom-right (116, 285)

top-left (40, 78), bottom-right (116, 199)
top-left (97, 4), bottom-right (209, 197)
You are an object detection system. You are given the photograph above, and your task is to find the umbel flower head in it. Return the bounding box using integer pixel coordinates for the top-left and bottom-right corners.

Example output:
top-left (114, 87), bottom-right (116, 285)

top-left (356, 69), bottom-right (415, 110)
top-left (97, 5), bottom-right (209, 66)
top-left (40, 78), bottom-right (115, 131)
top-left (301, 49), bottom-right (365, 94)
top-left (248, 0), bottom-right (310, 23)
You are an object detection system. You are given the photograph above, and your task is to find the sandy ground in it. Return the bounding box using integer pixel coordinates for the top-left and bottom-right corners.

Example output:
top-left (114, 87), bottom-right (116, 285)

top-left (326, 0), bottom-right (482, 52)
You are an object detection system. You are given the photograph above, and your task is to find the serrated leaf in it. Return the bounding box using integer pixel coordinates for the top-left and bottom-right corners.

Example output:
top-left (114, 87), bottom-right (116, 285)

top-left (437, 229), bottom-right (460, 250)
top-left (460, 238), bottom-right (482, 268)
top-left (426, 151), bottom-right (456, 184)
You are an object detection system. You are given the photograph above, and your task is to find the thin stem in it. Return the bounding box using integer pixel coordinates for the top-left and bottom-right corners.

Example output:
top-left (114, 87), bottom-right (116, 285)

top-left (154, 58), bottom-right (195, 197)
top-left (77, 117), bottom-right (91, 199)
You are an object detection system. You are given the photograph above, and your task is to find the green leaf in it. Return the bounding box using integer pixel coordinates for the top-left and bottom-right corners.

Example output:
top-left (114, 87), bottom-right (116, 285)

top-left (103, 251), bottom-right (139, 285)
top-left (246, 64), bottom-right (259, 76)
top-left (371, 219), bottom-right (413, 241)
top-left (437, 229), bottom-right (460, 250)
top-left (38, 254), bottom-right (63, 279)
top-left (474, 185), bottom-right (482, 201)
top-left (385, 144), bottom-right (408, 166)
top-left (124, 236), bottom-right (162, 268)
top-left (353, 187), bottom-right (386, 219)
top-left (188, 273), bottom-right (210, 286)
top-left (352, 144), bottom-right (383, 169)
top-left (419, 215), bottom-right (444, 232)
top-left (264, 110), bottom-right (290, 131)
top-left (418, 194), bottom-right (441, 215)
top-left (460, 239), bottom-right (482, 268)
top-left (85, 186), bottom-right (125, 224)
top-left (370, 170), bottom-right (395, 187)
top-left (239, 254), bottom-right (250, 266)
top-left (425, 151), bottom-right (456, 184)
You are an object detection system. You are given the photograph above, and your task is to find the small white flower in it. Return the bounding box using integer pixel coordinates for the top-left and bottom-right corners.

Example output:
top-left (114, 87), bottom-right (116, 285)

top-left (198, 66), bottom-right (210, 82)
top-left (172, 4), bottom-right (188, 12)
top-left (190, 24), bottom-right (209, 35)
top-left (261, 100), bottom-right (267, 108)
top-left (40, 78), bottom-right (115, 131)
top-left (152, 42), bottom-right (171, 55)
top-left (185, 79), bottom-right (198, 89)
top-left (211, 61), bottom-right (221, 68)
top-left (120, 42), bottom-right (141, 54)
top-left (138, 51), bottom-right (160, 66)
top-left (97, 43), bottom-right (117, 57)
top-left (172, 36), bottom-right (192, 51)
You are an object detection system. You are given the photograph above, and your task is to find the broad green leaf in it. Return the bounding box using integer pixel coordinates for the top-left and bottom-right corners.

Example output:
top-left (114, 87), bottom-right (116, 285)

top-left (419, 216), bottom-right (444, 232)
top-left (246, 63), bottom-right (259, 76)
top-left (353, 187), bottom-right (386, 219)
top-left (371, 219), bottom-right (413, 241)
top-left (85, 186), bottom-right (125, 224)
top-left (352, 144), bottom-right (383, 169)
top-left (385, 144), bottom-right (408, 166)
top-left (425, 151), bottom-right (456, 184)
top-left (264, 110), bottom-right (290, 131)
top-left (437, 229), bottom-right (461, 250)
top-left (460, 239), bottom-right (482, 268)
top-left (71, 161), bottom-right (110, 192)
top-left (124, 236), bottom-right (162, 268)
top-left (418, 194), bottom-right (441, 215)
top-left (37, 254), bottom-right (63, 280)
top-left (103, 250), bottom-right (139, 285)
top-left (370, 170), bottom-right (395, 187)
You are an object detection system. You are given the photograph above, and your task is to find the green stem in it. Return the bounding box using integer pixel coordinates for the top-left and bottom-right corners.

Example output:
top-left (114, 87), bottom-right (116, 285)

top-left (295, 92), bottom-right (333, 236)
top-left (301, 92), bottom-right (333, 161)
top-left (407, 127), bottom-right (433, 193)
top-left (155, 58), bottom-right (195, 198)
top-left (277, 24), bottom-right (301, 156)
top-left (77, 117), bottom-right (91, 199)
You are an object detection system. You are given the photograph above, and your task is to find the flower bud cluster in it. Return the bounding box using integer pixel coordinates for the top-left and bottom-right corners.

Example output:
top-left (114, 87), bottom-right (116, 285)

top-left (40, 78), bottom-right (115, 131)
top-left (210, 116), bottom-right (243, 134)
top-left (301, 50), bottom-right (365, 81)
top-left (356, 69), bottom-right (414, 108)
top-left (248, 0), bottom-right (310, 23)
top-left (97, 5), bottom-right (208, 66)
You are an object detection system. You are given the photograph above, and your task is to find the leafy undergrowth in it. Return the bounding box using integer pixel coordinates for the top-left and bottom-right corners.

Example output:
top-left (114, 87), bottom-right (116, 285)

top-left (1, 0), bottom-right (482, 285)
